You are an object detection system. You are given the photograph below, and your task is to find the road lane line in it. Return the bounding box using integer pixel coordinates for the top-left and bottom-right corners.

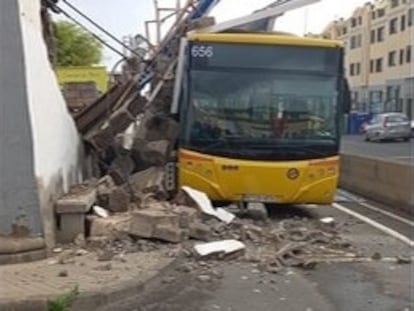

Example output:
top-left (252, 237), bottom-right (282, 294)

top-left (357, 201), bottom-right (414, 227)
top-left (332, 203), bottom-right (414, 248)
top-left (336, 190), bottom-right (414, 227)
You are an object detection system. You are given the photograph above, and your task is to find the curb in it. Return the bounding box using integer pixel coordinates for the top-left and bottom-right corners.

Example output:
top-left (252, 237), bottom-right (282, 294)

top-left (0, 257), bottom-right (178, 311)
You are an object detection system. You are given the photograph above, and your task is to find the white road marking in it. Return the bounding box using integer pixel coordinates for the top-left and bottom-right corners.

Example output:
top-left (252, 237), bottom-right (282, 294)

top-left (332, 203), bottom-right (414, 248)
top-left (336, 190), bottom-right (414, 227)
top-left (356, 201), bottom-right (414, 227)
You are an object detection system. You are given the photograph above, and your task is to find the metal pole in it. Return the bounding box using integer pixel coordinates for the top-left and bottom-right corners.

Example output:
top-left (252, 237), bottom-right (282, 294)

top-left (154, 0), bottom-right (161, 44)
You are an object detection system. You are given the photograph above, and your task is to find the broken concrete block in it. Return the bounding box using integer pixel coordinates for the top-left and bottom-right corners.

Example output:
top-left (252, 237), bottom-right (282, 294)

top-left (58, 213), bottom-right (85, 244)
top-left (153, 225), bottom-right (189, 243)
top-left (96, 175), bottom-right (115, 207)
top-left (129, 167), bottom-right (166, 195)
top-left (181, 187), bottom-right (235, 224)
top-left (55, 186), bottom-right (96, 214)
top-left (194, 240), bottom-right (246, 257)
top-left (145, 115), bottom-right (179, 143)
top-left (108, 152), bottom-right (135, 185)
top-left (142, 151), bottom-right (167, 167)
top-left (246, 202), bottom-right (268, 222)
top-left (129, 209), bottom-right (180, 238)
top-left (108, 187), bottom-right (131, 213)
top-left (55, 184), bottom-right (97, 244)
top-left (142, 200), bottom-right (171, 211)
top-left (172, 190), bottom-right (198, 207)
top-left (172, 205), bottom-right (200, 228)
top-left (189, 222), bottom-right (211, 241)
top-left (85, 126), bottom-right (114, 151)
top-left (131, 144), bottom-right (169, 169)
top-left (108, 108), bottom-right (135, 136)
top-left (147, 139), bottom-right (169, 156)
top-left (98, 175), bottom-right (115, 190)
top-left (89, 215), bottom-right (131, 237)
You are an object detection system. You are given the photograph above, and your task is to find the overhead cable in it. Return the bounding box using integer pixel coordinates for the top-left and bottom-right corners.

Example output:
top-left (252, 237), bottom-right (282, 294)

top-left (46, 0), bottom-right (126, 59)
top-left (61, 0), bottom-right (144, 59)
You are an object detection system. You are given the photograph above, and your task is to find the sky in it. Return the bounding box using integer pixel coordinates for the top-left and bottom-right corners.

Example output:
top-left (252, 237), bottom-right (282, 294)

top-left (56, 0), bottom-right (369, 68)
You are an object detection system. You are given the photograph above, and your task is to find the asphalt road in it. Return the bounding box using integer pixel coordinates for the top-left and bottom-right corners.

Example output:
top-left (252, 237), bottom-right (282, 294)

top-left (341, 135), bottom-right (414, 165)
top-left (108, 203), bottom-right (414, 311)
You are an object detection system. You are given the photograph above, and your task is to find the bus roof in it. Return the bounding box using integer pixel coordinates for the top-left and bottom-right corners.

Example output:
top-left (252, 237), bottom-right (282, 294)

top-left (187, 32), bottom-right (343, 49)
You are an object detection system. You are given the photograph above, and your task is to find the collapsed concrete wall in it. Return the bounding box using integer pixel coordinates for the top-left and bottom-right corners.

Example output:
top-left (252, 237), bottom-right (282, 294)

top-left (0, 0), bottom-right (83, 262)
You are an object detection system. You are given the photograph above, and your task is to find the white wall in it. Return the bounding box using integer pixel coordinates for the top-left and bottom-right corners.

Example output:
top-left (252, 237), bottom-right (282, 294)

top-left (18, 0), bottom-right (83, 246)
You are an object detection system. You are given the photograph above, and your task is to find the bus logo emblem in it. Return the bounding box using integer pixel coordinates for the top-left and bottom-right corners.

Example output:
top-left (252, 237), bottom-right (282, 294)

top-left (287, 168), bottom-right (299, 180)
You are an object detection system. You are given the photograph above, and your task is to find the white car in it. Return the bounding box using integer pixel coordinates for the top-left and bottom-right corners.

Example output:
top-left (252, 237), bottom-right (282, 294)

top-left (364, 112), bottom-right (411, 142)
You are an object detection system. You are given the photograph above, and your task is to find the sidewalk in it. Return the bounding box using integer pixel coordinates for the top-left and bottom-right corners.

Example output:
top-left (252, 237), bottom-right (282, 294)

top-left (0, 247), bottom-right (176, 311)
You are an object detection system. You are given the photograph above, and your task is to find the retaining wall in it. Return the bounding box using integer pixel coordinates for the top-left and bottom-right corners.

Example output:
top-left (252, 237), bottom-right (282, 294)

top-left (339, 153), bottom-right (414, 215)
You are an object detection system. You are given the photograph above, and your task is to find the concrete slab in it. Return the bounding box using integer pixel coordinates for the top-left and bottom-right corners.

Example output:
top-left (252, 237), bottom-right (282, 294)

top-left (56, 187), bottom-right (97, 214)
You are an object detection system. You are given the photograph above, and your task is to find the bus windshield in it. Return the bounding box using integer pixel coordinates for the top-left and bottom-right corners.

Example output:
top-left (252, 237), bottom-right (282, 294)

top-left (181, 43), bottom-right (342, 161)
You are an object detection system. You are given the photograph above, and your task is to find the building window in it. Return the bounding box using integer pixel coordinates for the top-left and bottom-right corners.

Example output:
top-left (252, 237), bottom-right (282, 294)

top-left (377, 9), bottom-right (385, 18)
top-left (390, 18), bottom-right (398, 34)
top-left (391, 0), bottom-right (399, 8)
top-left (377, 27), bottom-right (385, 41)
top-left (407, 45), bottom-right (412, 63)
top-left (372, 11), bottom-right (376, 19)
top-left (388, 51), bottom-right (397, 66)
top-left (376, 58), bottom-right (383, 72)
top-left (358, 16), bottom-right (363, 25)
top-left (349, 63), bottom-right (361, 76)
top-left (401, 15), bottom-right (406, 31)
top-left (370, 91), bottom-right (384, 113)
top-left (351, 17), bottom-right (357, 28)
top-left (409, 8), bottom-right (414, 26)
top-left (400, 49), bottom-right (405, 65)
top-left (357, 34), bottom-right (362, 47)
top-left (342, 27), bottom-right (348, 35)
top-left (370, 60), bottom-right (375, 73)
top-left (350, 35), bottom-right (359, 49)
top-left (370, 30), bottom-right (376, 43)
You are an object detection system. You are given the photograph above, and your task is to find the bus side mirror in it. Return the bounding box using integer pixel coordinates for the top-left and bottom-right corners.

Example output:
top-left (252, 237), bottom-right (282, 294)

top-left (343, 77), bottom-right (351, 114)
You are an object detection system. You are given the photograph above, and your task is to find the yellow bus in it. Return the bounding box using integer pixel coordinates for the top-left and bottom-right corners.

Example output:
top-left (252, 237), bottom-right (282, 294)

top-left (174, 32), bottom-right (349, 206)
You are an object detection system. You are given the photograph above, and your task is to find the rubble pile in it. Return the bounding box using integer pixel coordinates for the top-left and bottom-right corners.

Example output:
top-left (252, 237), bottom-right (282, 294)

top-left (71, 19), bottom-right (215, 191)
top-left (55, 181), bottom-right (357, 274)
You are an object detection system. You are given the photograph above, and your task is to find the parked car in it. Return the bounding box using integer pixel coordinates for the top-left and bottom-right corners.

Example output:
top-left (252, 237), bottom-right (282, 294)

top-left (364, 112), bottom-right (411, 142)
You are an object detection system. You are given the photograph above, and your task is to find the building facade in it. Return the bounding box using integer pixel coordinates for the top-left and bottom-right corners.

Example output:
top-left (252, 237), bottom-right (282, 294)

top-left (320, 0), bottom-right (414, 119)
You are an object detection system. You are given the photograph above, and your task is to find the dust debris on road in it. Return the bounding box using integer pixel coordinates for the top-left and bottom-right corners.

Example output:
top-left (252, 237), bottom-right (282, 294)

top-left (51, 174), bottom-right (362, 278)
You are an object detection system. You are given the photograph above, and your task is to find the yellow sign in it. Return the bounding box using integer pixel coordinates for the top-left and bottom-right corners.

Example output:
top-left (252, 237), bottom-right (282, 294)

top-left (56, 66), bottom-right (109, 93)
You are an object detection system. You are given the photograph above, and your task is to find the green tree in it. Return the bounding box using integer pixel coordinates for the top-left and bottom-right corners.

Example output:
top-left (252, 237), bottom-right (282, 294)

top-left (55, 21), bottom-right (102, 66)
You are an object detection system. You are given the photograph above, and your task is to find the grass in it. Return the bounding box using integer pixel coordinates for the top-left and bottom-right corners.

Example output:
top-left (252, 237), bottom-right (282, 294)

top-left (47, 286), bottom-right (79, 311)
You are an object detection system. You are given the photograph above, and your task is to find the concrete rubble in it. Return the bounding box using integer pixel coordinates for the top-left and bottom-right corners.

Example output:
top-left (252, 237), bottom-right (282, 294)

top-left (54, 178), bottom-right (364, 276)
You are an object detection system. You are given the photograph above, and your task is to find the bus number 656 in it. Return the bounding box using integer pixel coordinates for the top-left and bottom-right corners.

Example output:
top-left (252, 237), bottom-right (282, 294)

top-left (191, 45), bottom-right (214, 58)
